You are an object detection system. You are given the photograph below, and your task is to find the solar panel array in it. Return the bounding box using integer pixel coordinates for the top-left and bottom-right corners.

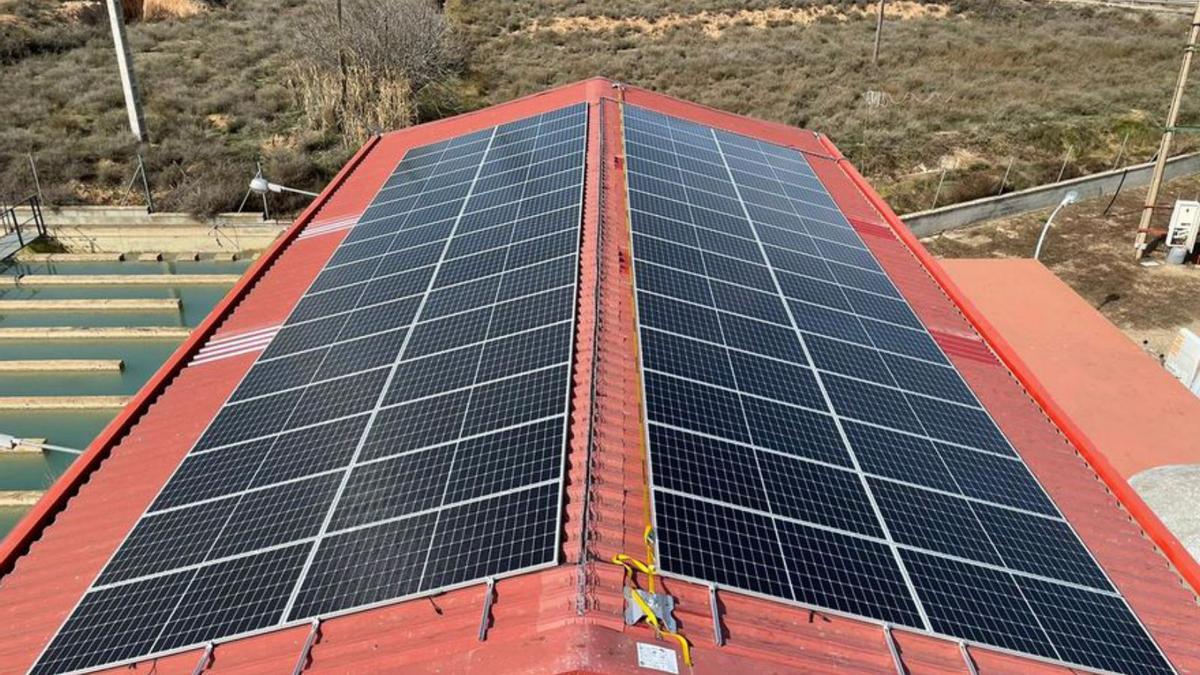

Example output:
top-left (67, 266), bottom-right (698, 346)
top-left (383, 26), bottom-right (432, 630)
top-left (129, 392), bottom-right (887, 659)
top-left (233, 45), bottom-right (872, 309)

top-left (34, 104), bottom-right (587, 675)
top-left (621, 105), bottom-right (1171, 674)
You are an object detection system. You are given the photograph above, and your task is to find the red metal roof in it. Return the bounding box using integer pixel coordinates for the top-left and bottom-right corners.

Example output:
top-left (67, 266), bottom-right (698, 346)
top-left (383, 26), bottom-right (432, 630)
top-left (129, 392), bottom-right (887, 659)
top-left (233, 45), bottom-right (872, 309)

top-left (1, 78), bottom-right (1198, 674)
top-left (937, 257), bottom-right (1200, 480)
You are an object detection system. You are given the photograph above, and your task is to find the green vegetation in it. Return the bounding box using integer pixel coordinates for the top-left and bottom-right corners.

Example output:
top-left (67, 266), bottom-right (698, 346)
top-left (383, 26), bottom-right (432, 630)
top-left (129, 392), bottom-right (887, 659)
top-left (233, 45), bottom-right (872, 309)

top-left (2, 0), bottom-right (1199, 215)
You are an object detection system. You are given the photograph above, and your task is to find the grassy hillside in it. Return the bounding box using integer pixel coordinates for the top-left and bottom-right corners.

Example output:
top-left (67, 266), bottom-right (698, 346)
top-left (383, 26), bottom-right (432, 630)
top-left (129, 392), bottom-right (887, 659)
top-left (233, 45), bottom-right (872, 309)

top-left (2, 0), bottom-right (1198, 215)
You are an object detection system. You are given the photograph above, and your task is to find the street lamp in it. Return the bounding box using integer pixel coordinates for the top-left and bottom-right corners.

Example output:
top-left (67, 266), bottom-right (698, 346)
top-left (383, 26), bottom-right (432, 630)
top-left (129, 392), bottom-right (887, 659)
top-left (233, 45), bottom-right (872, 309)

top-left (0, 433), bottom-right (82, 456)
top-left (240, 167), bottom-right (319, 221)
top-left (249, 174), bottom-right (319, 198)
top-left (1033, 190), bottom-right (1080, 261)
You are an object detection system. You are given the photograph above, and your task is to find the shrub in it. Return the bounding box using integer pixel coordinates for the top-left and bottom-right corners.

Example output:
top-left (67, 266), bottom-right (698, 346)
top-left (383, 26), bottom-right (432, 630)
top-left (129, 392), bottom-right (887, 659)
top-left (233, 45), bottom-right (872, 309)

top-left (291, 0), bottom-right (461, 145)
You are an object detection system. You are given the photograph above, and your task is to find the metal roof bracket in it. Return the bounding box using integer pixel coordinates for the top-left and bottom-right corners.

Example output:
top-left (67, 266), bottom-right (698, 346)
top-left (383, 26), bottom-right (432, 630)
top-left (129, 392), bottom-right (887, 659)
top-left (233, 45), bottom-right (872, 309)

top-left (882, 624), bottom-right (906, 674)
top-left (708, 583), bottom-right (724, 647)
top-left (959, 641), bottom-right (979, 675)
top-left (190, 641), bottom-right (214, 675)
top-left (478, 577), bottom-right (496, 642)
top-left (291, 617), bottom-right (321, 675)
top-left (623, 586), bottom-right (678, 633)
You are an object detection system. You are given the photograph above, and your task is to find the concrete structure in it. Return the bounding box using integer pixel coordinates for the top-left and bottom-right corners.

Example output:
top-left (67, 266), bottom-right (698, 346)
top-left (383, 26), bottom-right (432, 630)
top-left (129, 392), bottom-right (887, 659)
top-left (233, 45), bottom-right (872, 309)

top-left (2, 274), bottom-right (242, 286)
top-left (0, 326), bottom-right (190, 340)
top-left (942, 258), bottom-right (1200, 559)
top-left (45, 223), bottom-right (281, 253)
top-left (0, 492), bottom-right (43, 508)
top-left (0, 80), bottom-right (1197, 675)
top-left (0, 396), bottom-right (130, 410)
top-left (0, 299), bottom-right (180, 312)
top-left (6, 206), bottom-right (285, 254)
top-left (1134, 465), bottom-right (1200, 561)
top-left (903, 151), bottom-right (1200, 236)
top-left (0, 360), bottom-right (123, 372)
top-left (13, 253), bottom-right (125, 262)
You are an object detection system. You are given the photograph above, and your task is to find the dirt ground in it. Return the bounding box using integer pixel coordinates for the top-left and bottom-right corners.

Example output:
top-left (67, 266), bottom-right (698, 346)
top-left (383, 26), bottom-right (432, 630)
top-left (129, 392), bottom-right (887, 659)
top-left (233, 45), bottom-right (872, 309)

top-left (921, 174), bottom-right (1200, 356)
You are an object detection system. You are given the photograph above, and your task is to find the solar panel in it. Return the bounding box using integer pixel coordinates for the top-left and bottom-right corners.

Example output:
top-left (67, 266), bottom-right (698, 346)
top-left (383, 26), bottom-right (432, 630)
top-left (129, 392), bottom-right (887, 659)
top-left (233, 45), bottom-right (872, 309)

top-left (621, 105), bottom-right (1172, 674)
top-left (33, 103), bottom-right (587, 674)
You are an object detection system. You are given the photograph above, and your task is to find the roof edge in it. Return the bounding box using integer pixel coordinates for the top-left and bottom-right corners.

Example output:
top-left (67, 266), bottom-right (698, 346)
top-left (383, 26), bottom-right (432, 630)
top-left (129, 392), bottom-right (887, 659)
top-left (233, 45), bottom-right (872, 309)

top-left (814, 133), bottom-right (1200, 599)
top-left (0, 135), bottom-right (384, 578)
top-left (381, 78), bottom-right (617, 141)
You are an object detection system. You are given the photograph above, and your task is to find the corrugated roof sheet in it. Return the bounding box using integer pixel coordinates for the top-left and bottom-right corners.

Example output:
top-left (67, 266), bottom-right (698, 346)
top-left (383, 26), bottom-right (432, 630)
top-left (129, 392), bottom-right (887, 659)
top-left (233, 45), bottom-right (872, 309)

top-left (1, 78), bottom-right (1197, 675)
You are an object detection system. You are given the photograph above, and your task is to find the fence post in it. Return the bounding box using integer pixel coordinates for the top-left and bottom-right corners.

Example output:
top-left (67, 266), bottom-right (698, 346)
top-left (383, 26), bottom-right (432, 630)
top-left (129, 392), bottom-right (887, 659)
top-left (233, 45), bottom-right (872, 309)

top-left (32, 196), bottom-right (45, 237)
top-left (1056, 146), bottom-right (1073, 183)
top-left (996, 158), bottom-right (1014, 195)
top-left (27, 154), bottom-right (43, 205)
top-left (1113, 131), bottom-right (1130, 170)
top-left (931, 167), bottom-right (948, 209)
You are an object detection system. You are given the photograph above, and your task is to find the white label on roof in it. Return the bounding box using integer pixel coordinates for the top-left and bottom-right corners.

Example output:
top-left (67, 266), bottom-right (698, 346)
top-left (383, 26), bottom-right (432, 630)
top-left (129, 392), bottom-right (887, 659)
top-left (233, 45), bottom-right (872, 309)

top-left (636, 642), bottom-right (679, 674)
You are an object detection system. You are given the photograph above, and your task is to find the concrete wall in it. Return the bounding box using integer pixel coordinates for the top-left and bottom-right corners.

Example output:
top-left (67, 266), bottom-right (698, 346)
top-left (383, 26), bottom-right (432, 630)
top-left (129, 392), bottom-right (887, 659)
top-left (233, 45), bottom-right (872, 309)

top-left (7, 206), bottom-right (285, 253)
top-left (47, 224), bottom-right (284, 253)
top-left (902, 153), bottom-right (1200, 237)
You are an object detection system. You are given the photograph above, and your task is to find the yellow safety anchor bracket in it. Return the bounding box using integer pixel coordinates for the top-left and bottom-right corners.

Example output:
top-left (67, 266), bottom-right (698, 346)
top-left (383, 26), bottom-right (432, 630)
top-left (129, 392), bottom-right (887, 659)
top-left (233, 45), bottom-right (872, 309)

top-left (612, 552), bottom-right (693, 667)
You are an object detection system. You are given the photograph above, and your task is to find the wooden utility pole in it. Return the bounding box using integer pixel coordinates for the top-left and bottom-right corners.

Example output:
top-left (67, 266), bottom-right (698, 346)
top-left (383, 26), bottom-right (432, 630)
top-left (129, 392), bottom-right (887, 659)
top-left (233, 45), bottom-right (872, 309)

top-left (873, 0), bottom-right (886, 65)
top-left (1134, 0), bottom-right (1200, 258)
top-left (104, 0), bottom-right (148, 142)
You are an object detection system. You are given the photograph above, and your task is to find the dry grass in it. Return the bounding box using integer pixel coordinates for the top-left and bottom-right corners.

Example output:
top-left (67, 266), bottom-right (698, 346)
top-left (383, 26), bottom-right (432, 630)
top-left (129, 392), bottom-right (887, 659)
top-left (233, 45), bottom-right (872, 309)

top-left (453, 0), bottom-right (1200, 212)
top-left (290, 64), bottom-right (416, 148)
top-left (522, 3), bottom-right (951, 39)
top-left (0, 0), bottom-right (350, 215)
top-left (3, 0), bottom-right (1200, 216)
top-left (140, 0), bottom-right (206, 22)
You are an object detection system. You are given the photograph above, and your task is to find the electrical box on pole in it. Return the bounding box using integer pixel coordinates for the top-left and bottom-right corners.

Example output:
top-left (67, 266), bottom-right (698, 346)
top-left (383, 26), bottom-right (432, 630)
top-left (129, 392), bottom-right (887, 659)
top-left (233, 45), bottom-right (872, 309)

top-left (1166, 199), bottom-right (1200, 252)
top-left (105, 0), bottom-right (149, 143)
top-left (1134, 0), bottom-right (1200, 258)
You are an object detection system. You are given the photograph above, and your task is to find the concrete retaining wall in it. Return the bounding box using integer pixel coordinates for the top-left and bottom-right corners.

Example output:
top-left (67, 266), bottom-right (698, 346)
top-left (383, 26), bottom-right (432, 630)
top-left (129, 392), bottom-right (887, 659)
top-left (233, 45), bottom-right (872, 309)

top-left (10, 205), bottom-right (269, 227)
top-left (3, 274), bottom-right (242, 286)
top-left (0, 492), bottom-right (43, 507)
top-left (0, 327), bottom-right (191, 340)
top-left (0, 396), bottom-right (130, 410)
top-left (0, 299), bottom-right (180, 311)
top-left (902, 152), bottom-right (1200, 237)
top-left (0, 360), bottom-right (123, 372)
top-left (6, 206), bottom-right (286, 253)
top-left (46, 224), bottom-right (284, 254)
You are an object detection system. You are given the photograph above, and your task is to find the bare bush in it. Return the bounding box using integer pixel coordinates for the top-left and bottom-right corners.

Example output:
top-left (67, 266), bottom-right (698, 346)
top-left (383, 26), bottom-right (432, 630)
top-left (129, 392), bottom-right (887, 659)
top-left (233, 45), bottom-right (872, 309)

top-left (291, 63), bottom-right (416, 148)
top-left (293, 0), bottom-right (459, 145)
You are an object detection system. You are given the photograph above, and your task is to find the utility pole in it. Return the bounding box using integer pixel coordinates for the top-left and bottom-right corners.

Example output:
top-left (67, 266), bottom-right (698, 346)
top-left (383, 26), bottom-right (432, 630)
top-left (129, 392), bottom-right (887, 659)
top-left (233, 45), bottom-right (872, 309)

top-left (1134, 0), bottom-right (1200, 259)
top-left (104, 0), bottom-right (148, 142)
top-left (873, 0), bottom-right (886, 65)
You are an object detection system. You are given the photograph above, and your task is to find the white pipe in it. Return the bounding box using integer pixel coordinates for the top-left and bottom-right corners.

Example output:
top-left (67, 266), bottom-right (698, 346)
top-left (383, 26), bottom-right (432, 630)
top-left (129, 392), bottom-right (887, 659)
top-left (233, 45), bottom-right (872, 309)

top-left (1033, 191), bottom-right (1080, 261)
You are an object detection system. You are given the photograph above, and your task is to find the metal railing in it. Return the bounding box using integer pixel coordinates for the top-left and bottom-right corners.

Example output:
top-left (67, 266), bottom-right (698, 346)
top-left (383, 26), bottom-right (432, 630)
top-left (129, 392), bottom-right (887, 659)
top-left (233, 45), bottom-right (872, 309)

top-left (1, 195), bottom-right (48, 258)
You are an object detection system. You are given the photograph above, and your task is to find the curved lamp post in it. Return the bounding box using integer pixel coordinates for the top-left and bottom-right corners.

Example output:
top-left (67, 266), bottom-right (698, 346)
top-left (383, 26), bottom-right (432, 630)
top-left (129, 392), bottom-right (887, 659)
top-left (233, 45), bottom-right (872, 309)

top-left (249, 174), bottom-right (319, 198)
top-left (1033, 190), bottom-right (1080, 261)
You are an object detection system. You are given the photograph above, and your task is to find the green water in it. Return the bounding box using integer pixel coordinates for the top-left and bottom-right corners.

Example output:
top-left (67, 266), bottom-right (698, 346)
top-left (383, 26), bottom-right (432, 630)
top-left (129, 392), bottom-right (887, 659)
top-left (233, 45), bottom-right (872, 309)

top-left (0, 506), bottom-right (25, 535)
top-left (0, 259), bottom-right (248, 536)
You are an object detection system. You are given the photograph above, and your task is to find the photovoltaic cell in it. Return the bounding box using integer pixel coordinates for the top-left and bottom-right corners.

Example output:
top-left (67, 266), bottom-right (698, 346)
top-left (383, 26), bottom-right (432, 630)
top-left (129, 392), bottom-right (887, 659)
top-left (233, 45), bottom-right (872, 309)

top-left (35, 103), bottom-right (587, 675)
top-left (622, 105), bottom-right (1170, 673)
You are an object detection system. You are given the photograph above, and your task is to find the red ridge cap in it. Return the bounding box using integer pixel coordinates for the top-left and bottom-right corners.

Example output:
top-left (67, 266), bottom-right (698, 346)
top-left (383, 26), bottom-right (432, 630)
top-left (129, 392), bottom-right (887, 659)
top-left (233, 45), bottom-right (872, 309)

top-left (0, 135), bottom-right (383, 577)
top-left (814, 133), bottom-right (1200, 599)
